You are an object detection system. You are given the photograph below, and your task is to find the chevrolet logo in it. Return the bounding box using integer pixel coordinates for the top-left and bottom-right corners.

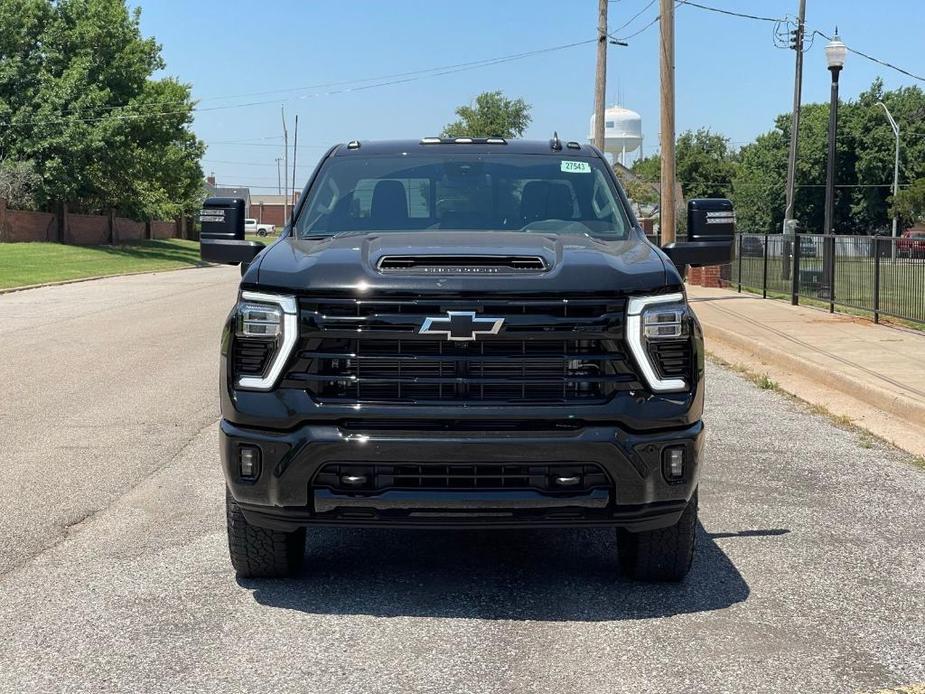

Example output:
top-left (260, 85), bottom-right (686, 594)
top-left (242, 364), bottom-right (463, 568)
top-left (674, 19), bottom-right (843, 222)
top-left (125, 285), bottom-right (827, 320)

top-left (419, 311), bottom-right (505, 342)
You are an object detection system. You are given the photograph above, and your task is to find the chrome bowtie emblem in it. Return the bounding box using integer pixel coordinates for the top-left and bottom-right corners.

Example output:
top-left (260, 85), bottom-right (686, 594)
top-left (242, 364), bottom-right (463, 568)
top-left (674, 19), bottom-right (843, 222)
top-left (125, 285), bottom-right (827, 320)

top-left (419, 311), bottom-right (505, 342)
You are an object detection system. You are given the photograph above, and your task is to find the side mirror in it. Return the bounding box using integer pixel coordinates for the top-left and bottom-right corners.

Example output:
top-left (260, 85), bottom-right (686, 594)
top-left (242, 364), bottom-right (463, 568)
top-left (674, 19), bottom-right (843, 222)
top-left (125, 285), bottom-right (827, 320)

top-left (200, 197), bottom-right (264, 265)
top-left (661, 198), bottom-right (735, 268)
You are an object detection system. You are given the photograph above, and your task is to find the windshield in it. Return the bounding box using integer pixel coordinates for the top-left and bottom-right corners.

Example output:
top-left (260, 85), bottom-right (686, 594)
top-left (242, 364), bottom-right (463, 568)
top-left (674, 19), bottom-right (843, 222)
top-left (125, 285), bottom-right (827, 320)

top-left (295, 153), bottom-right (632, 239)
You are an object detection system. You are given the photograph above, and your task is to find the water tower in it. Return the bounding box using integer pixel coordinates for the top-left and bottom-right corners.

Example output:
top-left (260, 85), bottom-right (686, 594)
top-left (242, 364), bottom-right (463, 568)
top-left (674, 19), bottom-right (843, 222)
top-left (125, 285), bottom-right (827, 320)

top-left (588, 105), bottom-right (643, 165)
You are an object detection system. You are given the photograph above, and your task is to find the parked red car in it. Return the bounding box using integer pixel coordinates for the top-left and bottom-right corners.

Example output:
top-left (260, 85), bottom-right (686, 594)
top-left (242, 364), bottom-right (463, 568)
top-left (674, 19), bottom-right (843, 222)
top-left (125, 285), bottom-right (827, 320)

top-left (897, 229), bottom-right (925, 258)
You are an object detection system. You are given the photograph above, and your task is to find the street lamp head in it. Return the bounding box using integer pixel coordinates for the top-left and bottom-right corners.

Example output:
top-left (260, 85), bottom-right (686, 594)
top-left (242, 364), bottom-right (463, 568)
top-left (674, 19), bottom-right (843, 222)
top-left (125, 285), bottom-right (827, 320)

top-left (825, 34), bottom-right (847, 71)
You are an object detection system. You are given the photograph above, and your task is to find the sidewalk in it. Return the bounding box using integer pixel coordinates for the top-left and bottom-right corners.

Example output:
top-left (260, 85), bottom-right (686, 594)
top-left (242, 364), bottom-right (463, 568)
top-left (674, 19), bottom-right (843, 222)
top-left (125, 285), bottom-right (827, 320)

top-left (687, 285), bottom-right (925, 457)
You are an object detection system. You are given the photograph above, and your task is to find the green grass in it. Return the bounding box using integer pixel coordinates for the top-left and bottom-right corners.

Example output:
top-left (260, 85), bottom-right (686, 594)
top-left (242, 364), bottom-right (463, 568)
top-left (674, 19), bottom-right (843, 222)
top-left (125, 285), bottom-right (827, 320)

top-left (732, 254), bottom-right (925, 329)
top-left (0, 240), bottom-right (206, 290)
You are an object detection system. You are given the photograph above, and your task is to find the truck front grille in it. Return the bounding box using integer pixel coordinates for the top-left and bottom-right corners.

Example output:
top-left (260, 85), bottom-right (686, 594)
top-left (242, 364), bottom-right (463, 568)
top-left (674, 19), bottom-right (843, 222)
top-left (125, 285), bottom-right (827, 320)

top-left (313, 463), bottom-right (610, 493)
top-left (280, 296), bottom-right (643, 404)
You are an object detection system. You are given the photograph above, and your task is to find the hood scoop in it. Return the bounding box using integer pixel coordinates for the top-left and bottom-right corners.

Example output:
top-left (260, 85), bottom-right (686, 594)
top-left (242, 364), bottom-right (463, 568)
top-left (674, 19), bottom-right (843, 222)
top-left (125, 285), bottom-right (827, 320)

top-left (377, 254), bottom-right (548, 274)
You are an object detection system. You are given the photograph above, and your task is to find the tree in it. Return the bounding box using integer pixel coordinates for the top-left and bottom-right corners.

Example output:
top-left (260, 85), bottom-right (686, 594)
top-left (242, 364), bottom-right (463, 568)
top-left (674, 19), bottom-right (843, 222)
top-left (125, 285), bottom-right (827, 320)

top-left (676, 128), bottom-right (737, 199)
top-left (621, 129), bottom-right (737, 213)
top-left (730, 79), bottom-right (925, 234)
top-left (890, 178), bottom-right (925, 227)
top-left (442, 91), bottom-right (532, 139)
top-left (0, 160), bottom-right (40, 209)
top-left (0, 0), bottom-right (204, 220)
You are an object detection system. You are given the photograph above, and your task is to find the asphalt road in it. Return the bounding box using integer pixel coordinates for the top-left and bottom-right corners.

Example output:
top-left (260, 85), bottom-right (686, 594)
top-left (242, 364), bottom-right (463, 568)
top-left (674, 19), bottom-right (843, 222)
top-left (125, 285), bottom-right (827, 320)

top-left (1, 268), bottom-right (923, 693)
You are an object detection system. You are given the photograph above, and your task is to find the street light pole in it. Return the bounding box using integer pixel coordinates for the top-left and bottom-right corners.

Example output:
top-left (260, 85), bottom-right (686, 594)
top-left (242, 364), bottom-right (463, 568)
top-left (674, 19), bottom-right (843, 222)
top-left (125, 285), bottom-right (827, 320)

top-left (877, 100), bottom-right (900, 259)
top-left (822, 33), bottom-right (847, 297)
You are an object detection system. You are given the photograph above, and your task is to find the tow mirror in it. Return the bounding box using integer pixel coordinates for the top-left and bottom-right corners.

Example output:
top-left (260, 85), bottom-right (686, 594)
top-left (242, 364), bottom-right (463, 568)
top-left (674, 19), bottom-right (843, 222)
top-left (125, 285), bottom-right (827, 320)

top-left (661, 198), bottom-right (735, 268)
top-left (200, 197), bottom-right (265, 265)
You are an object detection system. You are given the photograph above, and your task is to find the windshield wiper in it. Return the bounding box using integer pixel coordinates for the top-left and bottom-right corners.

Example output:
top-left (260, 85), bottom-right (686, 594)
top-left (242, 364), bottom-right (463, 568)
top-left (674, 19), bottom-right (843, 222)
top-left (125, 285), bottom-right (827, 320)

top-left (300, 230), bottom-right (372, 240)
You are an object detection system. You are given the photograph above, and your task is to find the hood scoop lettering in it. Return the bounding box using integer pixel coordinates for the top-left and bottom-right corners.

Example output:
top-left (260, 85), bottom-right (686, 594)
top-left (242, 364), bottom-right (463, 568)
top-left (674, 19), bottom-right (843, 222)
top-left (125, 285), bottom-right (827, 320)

top-left (377, 255), bottom-right (548, 274)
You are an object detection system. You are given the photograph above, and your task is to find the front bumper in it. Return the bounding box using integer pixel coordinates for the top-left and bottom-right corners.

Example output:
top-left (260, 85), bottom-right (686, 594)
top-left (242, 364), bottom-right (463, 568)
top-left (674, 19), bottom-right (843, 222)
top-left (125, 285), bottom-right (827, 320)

top-left (221, 420), bottom-right (703, 532)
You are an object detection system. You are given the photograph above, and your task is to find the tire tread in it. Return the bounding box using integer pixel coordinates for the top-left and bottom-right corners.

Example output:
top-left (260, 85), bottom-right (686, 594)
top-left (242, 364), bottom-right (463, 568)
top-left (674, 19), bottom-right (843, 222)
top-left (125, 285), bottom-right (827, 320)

top-left (226, 489), bottom-right (305, 578)
top-left (618, 492), bottom-right (697, 582)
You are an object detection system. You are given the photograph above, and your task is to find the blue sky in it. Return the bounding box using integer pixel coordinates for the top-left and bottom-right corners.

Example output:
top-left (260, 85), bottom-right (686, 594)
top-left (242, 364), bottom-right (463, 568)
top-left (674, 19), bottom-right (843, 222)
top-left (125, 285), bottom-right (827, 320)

top-left (132, 0), bottom-right (925, 192)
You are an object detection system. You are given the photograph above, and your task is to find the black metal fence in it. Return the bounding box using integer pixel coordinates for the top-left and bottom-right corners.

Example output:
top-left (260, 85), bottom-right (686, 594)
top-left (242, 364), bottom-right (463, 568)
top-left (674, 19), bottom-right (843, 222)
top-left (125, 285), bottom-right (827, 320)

top-left (730, 233), bottom-right (925, 326)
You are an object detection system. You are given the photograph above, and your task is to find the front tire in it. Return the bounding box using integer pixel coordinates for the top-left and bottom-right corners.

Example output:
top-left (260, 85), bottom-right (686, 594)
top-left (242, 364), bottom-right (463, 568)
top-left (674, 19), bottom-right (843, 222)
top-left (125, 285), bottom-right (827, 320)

top-left (226, 489), bottom-right (305, 578)
top-left (617, 492), bottom-right (697, 582)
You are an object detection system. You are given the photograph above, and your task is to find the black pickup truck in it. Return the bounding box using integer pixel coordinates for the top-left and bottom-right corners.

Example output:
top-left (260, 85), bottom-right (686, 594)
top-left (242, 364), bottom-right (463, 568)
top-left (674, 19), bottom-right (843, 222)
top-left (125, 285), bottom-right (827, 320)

top-left (200, 137), bottom-right (734, 582)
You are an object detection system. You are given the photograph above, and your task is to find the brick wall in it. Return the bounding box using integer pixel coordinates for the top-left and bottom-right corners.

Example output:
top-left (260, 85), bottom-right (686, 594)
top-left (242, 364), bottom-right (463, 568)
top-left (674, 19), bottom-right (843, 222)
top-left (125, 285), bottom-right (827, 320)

top-left (65, 213), bottom-right (110, 245)
top-left (114, 217), bottom-right (145, 242)
top-left (0, 199), bottom-right (178, 244)
top-left (687, 265), bottom-right (727, 288)
top-left (253, 202), bottom-right (286, 227)
top-left (150, 220), bottom-right (176, 240)
top-left (1, 208), bottom-right (57, 242)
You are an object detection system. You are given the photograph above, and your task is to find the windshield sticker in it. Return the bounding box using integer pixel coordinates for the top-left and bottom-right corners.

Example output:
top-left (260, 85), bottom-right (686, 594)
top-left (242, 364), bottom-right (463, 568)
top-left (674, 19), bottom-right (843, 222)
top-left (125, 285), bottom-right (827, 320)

top-left (561, 160), bottom-right (591, 174)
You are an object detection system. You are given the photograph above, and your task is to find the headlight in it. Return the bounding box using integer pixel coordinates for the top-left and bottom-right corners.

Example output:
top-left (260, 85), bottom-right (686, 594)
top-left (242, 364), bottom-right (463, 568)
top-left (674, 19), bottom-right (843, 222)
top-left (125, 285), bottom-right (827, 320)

top-left (233, 291), bottom-right (299, 391)
top-left (626, 293), bottom-right (689, 393)
top-left (237, 303), bottom-right (283, 338)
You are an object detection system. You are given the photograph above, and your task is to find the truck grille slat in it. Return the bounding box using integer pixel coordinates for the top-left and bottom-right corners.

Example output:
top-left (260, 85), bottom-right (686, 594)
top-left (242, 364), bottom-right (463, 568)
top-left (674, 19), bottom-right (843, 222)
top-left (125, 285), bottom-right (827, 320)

top-left (649, 341), bottom-right (692, 379)
top-left (233, 340), bottom-right (274, 376)
top-left (314, 463), bottom-right (610, 492)
top-left (282, 296), bottom-right (644, 404)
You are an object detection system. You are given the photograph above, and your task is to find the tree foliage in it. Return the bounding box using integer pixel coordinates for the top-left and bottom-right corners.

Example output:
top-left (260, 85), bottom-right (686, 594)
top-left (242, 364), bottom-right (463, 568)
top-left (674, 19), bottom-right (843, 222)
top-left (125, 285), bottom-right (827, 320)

top-left (443, 91), bottom-right (532, 139)
top-left (625, 129), bottom-right (737, 219)
top-left (890, 178), bottom-right (925, 227)
top-left (620, 80), bottom-right (925, 234)
top-left (0, 160), bottom-right (40, 209)
top-left (731, 79), bottom-right (925, 233)
top-left (0, 0), bottom-right (204, 219)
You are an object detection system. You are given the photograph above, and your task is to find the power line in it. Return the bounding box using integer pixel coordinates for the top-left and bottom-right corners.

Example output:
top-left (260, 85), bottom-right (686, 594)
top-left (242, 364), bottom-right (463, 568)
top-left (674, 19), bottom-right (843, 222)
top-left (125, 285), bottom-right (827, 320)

top-left (612, 12), bottom-right (661, 41)
top-left (812, 30), bottom-right (925, 83)
top-left (677, 0), bottom-right (783, 23)
top-left (206, 141), bottom-right (328, 149)
top-left (608, 0), bottom-right (657, 37)
top-left (676, 0), bottom-right (923, 85)
top-left (207, 136), bottom-right (282, 144)
top-left (10, 37), bottom-right (598, 128)
top-left (203, 159), bottom-right (315, 168)
top-left (677, 2), bottom-right (924, 83)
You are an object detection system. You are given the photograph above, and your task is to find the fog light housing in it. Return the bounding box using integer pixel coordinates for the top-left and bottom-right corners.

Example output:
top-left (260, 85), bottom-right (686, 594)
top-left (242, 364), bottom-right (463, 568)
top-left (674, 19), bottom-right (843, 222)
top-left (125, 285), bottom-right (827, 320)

top-left (663, 446), bottom-right (685, 482)
top-left (239, 447), bottom-right (261, 480)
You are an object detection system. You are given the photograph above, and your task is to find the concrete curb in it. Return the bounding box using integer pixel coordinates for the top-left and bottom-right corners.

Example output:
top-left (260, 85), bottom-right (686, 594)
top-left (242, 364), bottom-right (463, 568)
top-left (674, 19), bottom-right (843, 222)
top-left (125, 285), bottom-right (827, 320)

top-left (0, 263), bottom-right (215, 296)
top-left (702, 321), bottom-right (925, 429)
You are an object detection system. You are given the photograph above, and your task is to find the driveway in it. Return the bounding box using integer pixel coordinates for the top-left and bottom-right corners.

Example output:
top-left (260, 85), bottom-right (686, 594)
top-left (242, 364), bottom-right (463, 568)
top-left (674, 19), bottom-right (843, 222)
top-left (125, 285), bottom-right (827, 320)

top-left (0, 268), bottom-right (922, 693)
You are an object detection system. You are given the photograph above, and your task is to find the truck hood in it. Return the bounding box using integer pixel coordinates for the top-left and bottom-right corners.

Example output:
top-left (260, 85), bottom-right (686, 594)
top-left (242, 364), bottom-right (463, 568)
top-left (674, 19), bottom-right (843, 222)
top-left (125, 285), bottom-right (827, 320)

top-left (251, 231), bottom-right (674, 296)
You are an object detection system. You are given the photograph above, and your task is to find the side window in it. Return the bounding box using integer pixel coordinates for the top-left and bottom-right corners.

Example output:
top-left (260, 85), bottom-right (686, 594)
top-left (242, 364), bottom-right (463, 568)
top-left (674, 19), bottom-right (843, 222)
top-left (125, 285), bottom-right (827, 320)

top-left (590, 170), bottom-right (616, 222)
top-left (299, 177), bottom-right (339, 232)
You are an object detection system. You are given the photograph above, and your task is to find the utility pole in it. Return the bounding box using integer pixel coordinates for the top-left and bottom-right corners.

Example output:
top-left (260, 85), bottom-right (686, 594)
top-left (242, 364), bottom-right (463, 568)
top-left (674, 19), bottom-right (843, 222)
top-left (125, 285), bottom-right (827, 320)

top-left (291, 115), bottom-right (299, 213)
top-left (593, 0), bottom-right (608, 151)
top-left (659, 0), bottom-right (677, 245)
top-left (281, 106), bottom-right (289, 225)
top-left (783, 0), bottom-right (806, 292)
top-left (275, 157), bottom-right (282, 195)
